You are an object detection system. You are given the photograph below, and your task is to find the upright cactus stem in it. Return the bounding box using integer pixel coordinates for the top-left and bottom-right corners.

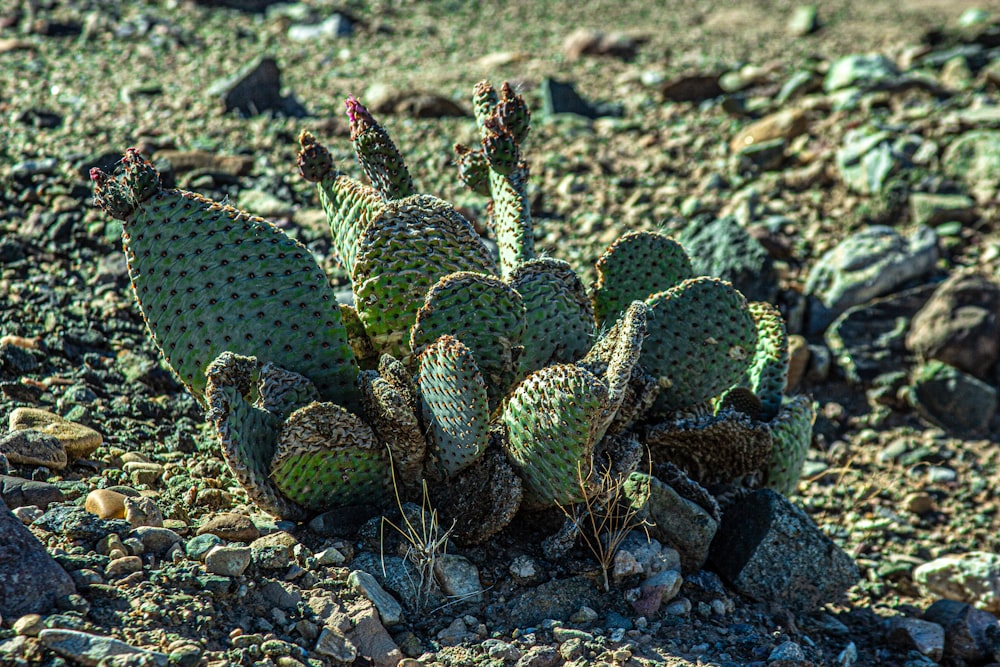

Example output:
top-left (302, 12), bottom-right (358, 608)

top-left (346, 96), bottom-right (416, 200)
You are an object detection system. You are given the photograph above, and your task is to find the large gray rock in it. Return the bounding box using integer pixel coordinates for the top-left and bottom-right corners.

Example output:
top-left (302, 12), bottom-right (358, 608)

top-left (906, 272), bottom-right (1000, 380)
top-left (943, 130), bottom-right (1000, 200)
top-left (923, 599), bottom-right (1000, 664)
top-left (0, 496), bottom-right (76, 617)
top-left (905, 360), bottom-right (997, 435)
top-left (677, 216), bottom-right (777, 303)
top-left (824, 53), bottom-right (900, 92)
top-left (805, 225), bottom-right (938, 334)
top-left (914, 552), bottom-right (1000, 613)
top-left (709, 489), bottom-right (858, 613)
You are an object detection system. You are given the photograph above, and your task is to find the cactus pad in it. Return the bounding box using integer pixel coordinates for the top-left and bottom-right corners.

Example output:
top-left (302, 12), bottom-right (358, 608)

top-left (358, 364), bottom-right (425, 494)
top-left (644, 277), bottom-right (757, 414)
top-left (644, 408), bottom-right (773, 486)
top-left (298, 131), bottom-right (386, 275)
top-left (91, 151), bottom-right (360, 410)
top-left (744, 302), bottom-right (790, 421)
top-left (410, 272), bottom-right (526, 404)
top-left (205, 352), bottom-right (307, 520)
top-left (347, 96), bottom-right (416, 200)
top-left (507, 258), bottom-right (596, 374)
top-left (270, 401), bottom-right (390, 511)
top-left (763, 394), bottom-right (815, 495)
top-left (454, 143), bottom-right (491, 197)
top-left (592, 231), bottom-right (694, 327)
top-left (502, 363), bottom-right (609, 507)
top-left (416, 336), bottom-right (490, 478)
top-left (352, 196), bottom-right (499, 360)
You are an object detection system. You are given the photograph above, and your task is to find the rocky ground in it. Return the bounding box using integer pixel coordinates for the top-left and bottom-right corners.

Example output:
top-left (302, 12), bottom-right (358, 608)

top-left (5, 0), bottom-right (1000, 665)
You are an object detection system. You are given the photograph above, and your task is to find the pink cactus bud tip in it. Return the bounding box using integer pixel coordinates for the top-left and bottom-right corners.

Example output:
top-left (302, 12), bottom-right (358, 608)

top-left (345, 96), bottom-right (361, 123)
top-left (89, 167), bottom-right (105, 182)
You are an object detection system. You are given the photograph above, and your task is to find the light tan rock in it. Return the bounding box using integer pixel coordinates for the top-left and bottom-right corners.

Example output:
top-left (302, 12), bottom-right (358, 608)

top-left (9, 408), bottom-right (102, 460)
top-left (731, 108), bottom-right (808, 154)
top-left (84, 489), bottom-right (128, 519)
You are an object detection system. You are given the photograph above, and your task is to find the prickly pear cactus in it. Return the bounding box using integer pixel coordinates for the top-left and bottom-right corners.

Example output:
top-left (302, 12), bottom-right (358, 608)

top-left (91, 79), bottom-right (815, 560)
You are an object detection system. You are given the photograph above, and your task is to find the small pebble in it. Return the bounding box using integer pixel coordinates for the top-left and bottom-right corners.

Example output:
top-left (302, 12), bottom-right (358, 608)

top-left (13, 613), bottom-right (45, 636)
top-left (198, 513), bottom-right (261, 542)
top-left (124, 496), bottom-right (163, 528)
top-left (12, 505), bottom-right (43, 524)
top-left (105, 556), bottom-right (143, 578)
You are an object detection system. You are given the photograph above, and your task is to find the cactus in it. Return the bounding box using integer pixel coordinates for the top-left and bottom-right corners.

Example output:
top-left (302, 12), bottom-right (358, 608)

top-left (91, 80), bottom-right (815, 560)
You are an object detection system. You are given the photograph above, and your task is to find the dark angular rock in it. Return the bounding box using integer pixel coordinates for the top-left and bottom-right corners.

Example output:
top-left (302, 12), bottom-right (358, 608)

top-left (678, 216), bottom-right (778, 303)
top-left (923, 599), bottom-right (1000, 664)
top-left (825, 284), bottom-right (936, 384)
top-left (0, 475), bottom-right (64, 510)
top-left (905, 360), bottom-right (997, 435)
top-left (540, 79), bottom-right (623, 118)
top-left (33, 505), bottom-right (131, 542)
top-left (906, 272), bottom-right (1000, 379)
top-left (208, 57), bottom-right (304, 117)
top-left (709, 489), bottom-right (858, 613)
top-left (659, 73), bottom-right (724, 102)
top-left (505, 576), bottom-right (601, 627)
top-left (0, 495), bottom-right (76, 617)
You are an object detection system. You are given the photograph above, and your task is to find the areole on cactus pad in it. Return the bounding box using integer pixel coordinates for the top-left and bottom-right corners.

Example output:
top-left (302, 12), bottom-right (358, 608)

top-left (90, 80), bottom-right (815, 547)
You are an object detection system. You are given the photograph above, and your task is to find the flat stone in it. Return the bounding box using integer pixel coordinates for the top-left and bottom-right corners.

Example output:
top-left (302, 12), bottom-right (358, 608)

top-left (433, 554), bottom-right (483, 603)
top-left (506, 576), bottom-right (602, 627)
top-left (806, 225), bottom-right (938, 334)
top-left (826, 284), bottom-right (937, 384)
top-left (250, 531), bottom-right (298, 570)
top-left (39, 628), bottom-right (169, 667)
top-left (731, 108), bottom-right (809, 154)
top-left (347, 606), bottom-right (404, 667)
top-left (0, 475), bottom-right (63, 510)
top-left (314, 626), bottom-right (357, 662)
top-left (923, 599), bottom-right (1000, 664)
top-left (709, 489), bottom-right (859, 613)
top-left (207, 57), bottom-right (283, 117)
top-left (130, 526), bottom-right (182, 555)
top-left (915, 552), bottom-right (1000, 613)
top-left (185, 533), bottom-right (223, 561)
top-left (0, 496), bottom-right (76, 617)
top-left (204, 545), bottom-right (252, 577)
top-left (678, 216), bottom-right (777, 303)
top-left (0, 430), bottom-right (67, 470)
top-left (153, 149), bottom-right (254, 177)
top-left (84, 489), bottom-right (127, 519)
top-left (197, 513), bottom-right (260, 542)
top-left (8, 408), bottom-right (102, 460)
top-left (623, 472), bottom-right (718, 572)
top-left (659, 73), bottom-right (723, 102)
top-left (886, 617), bottom-right (945, 661)
top-left (906, 360), bottom-right (997, 435)
top-left (105, 555), bottom-right (143, 578)
top-left (909, 192), bottom-right (977, 228)
top-left (824, 53), bottom-right (900, 92)
top-left (906, 272), bottom-right (1000, 379)
top-left (348, 569), bottom-right (403, 626)
top-left (33, 505), bottom-right (130, 542)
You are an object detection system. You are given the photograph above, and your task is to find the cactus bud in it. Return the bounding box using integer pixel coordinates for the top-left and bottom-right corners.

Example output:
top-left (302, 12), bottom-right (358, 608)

top-left (121, 147), bottom-right (161, 202)
top-left (297, 130), bottom-right (334, 183)
top-left (90, 168), bottom-right (135, 220)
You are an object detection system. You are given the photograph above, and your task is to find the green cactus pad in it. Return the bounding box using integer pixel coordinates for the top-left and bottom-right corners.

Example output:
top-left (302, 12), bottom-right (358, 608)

top-left (502, 363), bottom-right (610, 507)
top-left (347, 96), bottom-right (416, 200)
top-left (744, 302), bottom-right (790, 421)
top-left (91, 151), bottom-right (360, 410)
top-left (454, 144), bottom-right (491, 197)
top-left (495, 81), bottom-right (531, 146)
top-left (298, 131), bottom-right (386, 275)
top-left (339, 303), bottom-right (378, 369)
top-left (416, 336), bottom-right (490, 478)
top-left (257, 362), bottom-right (320, 422)
top-left (410, 272), bottom-right (526, 405)
top-left (358, 365), bottom-right (424, 494)
top-left (507, 258), bottom-right (596, 374)
top-left (644, 277), bottom-right (757, 414)
top-left (270, 401), bottom-right (390, 511)
top-left (429, 439), bottom-right (523, 545)
top-left (592, 231), bottom-right (694, 328)
top-left (205, 352), bottom-right (307, 520)
top-left (352, 196), bottom-right (499, 360)
top-left (644, 408), bottom-right (773, 486)
top-left (763, 394), bottom-right (815, 495)
top-left (482, 115), bottom-right (521, 177)
top-left (472, 80), bottom-right (500, 129)
top-left (599, 301), bottom-right (648, 432)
